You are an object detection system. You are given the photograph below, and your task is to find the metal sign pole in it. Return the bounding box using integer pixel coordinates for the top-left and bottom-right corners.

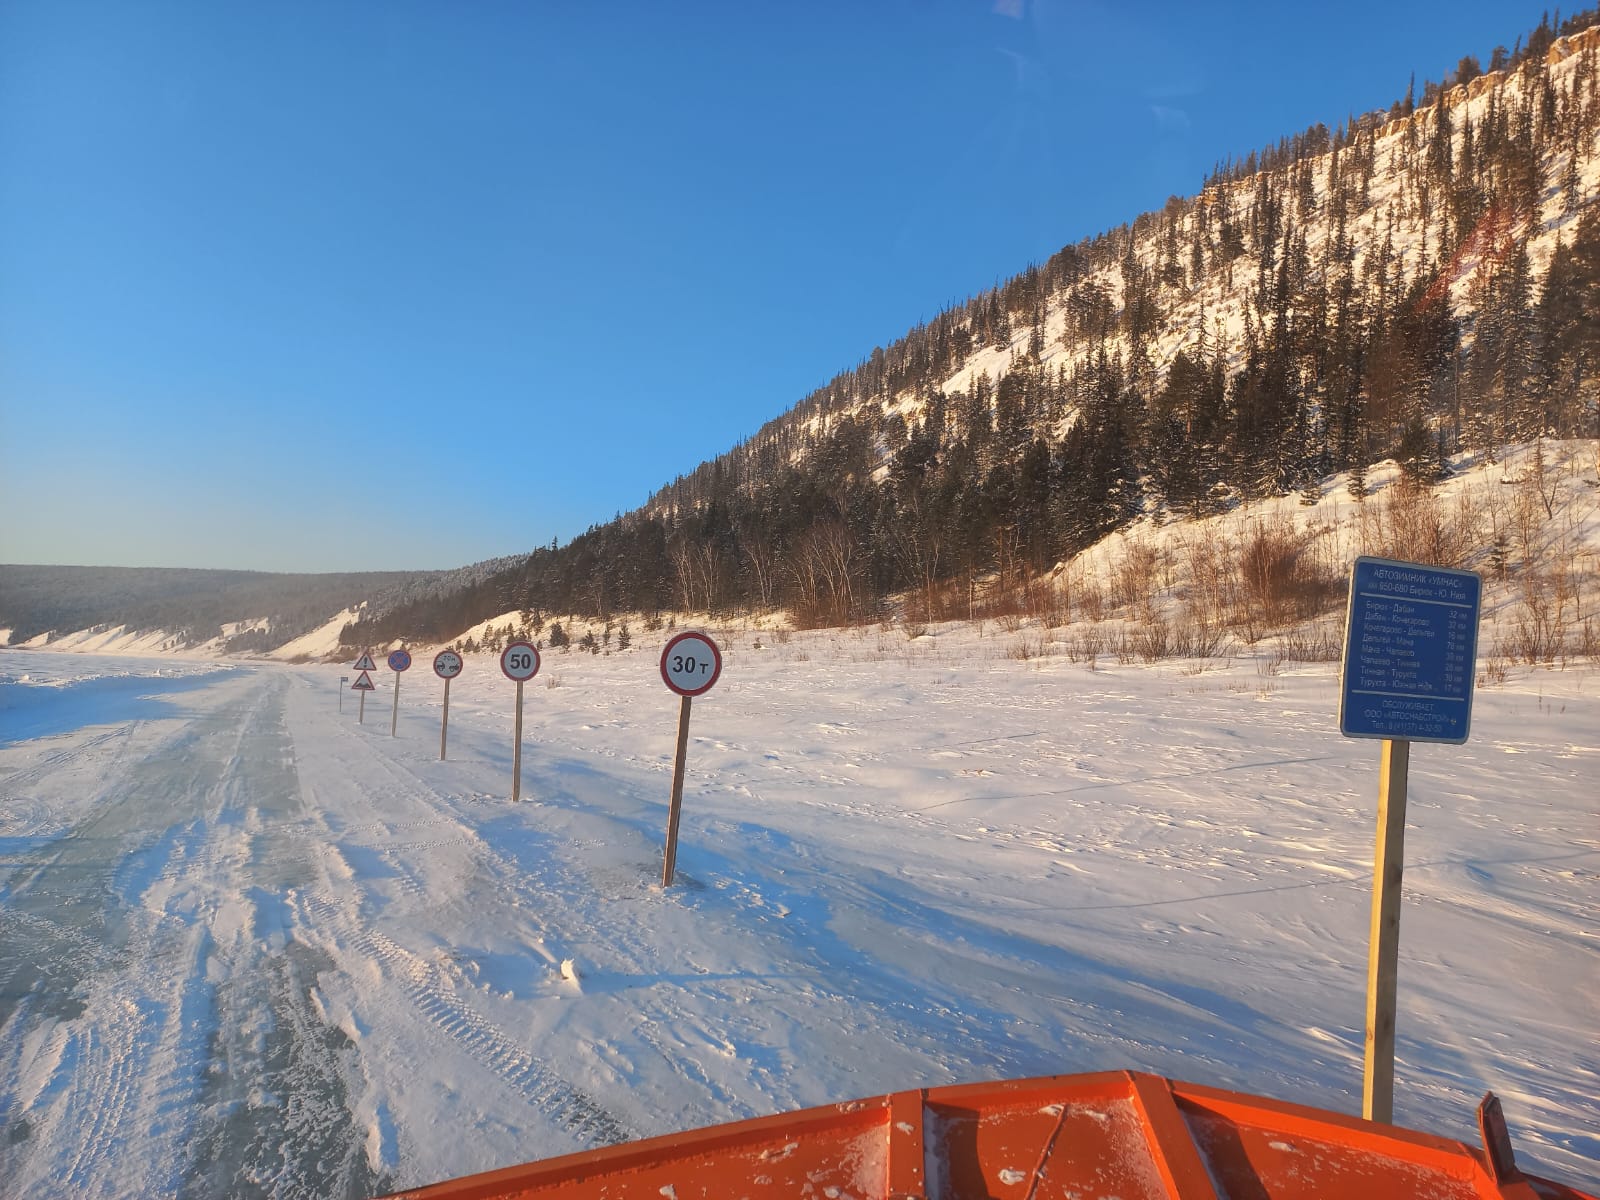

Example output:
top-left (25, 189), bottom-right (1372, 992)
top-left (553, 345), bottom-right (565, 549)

top-left (359, 691), bottom-right (366, 724)
top-left (1363, 737), bottom-right (1411, 1124)
top-left (440, 676), bottom-right (451, 761)
top-left (391, 670), bottom-right (401, 737)
top-left (511, 679), bottom-right (525, 801)
top-left (662, 694), bottom-right (693, 886)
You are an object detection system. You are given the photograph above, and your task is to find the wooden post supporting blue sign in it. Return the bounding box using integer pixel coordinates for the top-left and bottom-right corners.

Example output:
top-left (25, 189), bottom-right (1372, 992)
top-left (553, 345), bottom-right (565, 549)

top-left (1340, 556), bottom-right (1481, 1124)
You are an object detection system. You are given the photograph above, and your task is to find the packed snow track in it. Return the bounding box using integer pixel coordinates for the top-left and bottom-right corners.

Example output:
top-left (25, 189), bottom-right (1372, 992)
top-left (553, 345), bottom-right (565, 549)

top-left (0, 646), bottom-right (1595, 1196)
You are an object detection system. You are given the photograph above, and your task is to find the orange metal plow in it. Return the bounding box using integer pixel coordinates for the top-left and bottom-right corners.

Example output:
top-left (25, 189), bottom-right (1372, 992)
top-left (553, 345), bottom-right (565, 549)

top-left (383, 1070), bottom-right (1595, 1200)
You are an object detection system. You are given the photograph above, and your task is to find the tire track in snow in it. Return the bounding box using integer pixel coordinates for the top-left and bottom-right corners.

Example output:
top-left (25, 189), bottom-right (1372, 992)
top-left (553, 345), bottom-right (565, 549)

top-left (296, 890), bottom-right (633, 1149)
top-left (0, 723), bottom-right (135, 791)
top-left (53, 998), bottom-right (158, 1193)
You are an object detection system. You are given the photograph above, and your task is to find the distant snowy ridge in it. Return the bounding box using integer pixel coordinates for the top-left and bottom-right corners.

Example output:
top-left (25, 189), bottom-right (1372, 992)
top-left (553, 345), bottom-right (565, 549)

top-left (0, 554), bottom-right (526, 658)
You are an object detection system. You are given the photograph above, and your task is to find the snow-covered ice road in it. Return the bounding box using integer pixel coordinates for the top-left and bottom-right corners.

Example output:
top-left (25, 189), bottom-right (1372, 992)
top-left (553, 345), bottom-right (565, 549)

top-left (1, 668), bottom-right (390, 1196)
top-left (0, 643), bottom-right (1596, 1196)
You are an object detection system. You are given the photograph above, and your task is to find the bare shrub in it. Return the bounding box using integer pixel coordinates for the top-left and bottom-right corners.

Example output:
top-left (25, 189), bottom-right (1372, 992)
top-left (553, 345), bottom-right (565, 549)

top-left (1077, 580), bottom-right (1106, 622)
top-left (903, 620), bottom-right (929, 640)
top-left (1527, 438), bottom-right (1559, 519)
top-left (1510, 563), bottom-right (1577, 663)
top-left (920, 574), bottom-right (976, 623)
top-left (1235, 518), bottom-right (1340, 634)
top-left (1361, 479), bottom-right (1472, 567)
top-left (1112, 541), bottom-right (1163, 621)
top-left (1065, 628), bottom-right (1105, 668)
top-left (1275, 626), bottom-right (1343, 663)
top-left (1478, 655), bottom-right (1511, 687)
top-left (1506, 475), bottom-right (1546, 574)
top-left (1017, 576), bottom-right (1068, 624)
top-left (1129, 620), bottom-right (1170, 662)
top-left (1179, 534), bottom-right (1233, 632)
top-left (1006, 637), bottom-right (1046, 661)
top-left (1170, 620), bottom-right (1229, 659)
top-left (1039, 586), bottom-right (1071, 629)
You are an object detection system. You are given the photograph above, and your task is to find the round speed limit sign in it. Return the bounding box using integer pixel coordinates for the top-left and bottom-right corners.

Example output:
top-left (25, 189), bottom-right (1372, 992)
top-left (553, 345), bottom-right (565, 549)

top-left (433, 650), bottom-right (464, 679)
top-left (500, 641), bottom-right (540, 682)
top-left (660, 631), bottom-right (722, 697)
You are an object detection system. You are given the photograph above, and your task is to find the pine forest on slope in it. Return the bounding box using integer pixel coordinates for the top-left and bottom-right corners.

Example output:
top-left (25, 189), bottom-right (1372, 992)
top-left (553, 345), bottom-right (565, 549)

top-left (339, 11), bottom-right (1600, 654)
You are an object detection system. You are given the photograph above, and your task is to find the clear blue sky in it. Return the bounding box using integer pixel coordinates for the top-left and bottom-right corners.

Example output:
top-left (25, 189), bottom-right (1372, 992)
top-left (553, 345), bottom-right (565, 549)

top-left (0, 0), bottom-right (1555, 573)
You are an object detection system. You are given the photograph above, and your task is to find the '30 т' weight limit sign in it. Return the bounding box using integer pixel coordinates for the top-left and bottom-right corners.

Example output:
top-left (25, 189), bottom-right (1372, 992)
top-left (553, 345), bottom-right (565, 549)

top-left (660, 631), bottom-right (722, 697)
top-left (659, 631), bottom-right (722, 886)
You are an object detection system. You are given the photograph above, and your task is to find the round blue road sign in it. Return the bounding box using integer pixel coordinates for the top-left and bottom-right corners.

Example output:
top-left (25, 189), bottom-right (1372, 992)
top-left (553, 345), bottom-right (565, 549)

top-left (387, 649), bottom-right (412, 672)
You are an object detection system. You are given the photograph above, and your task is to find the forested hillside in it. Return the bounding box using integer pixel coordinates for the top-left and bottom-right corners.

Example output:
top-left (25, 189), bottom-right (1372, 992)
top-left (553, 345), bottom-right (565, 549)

top-left (328, 11), bottom-right (1593, 647)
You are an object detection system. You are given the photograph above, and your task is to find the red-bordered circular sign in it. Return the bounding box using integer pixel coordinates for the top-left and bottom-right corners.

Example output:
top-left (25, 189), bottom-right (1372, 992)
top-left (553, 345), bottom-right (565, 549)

top-left (433, 649), bottom-right (464, 679)
top-left (387, 648), bottom-right (412, 672)
top-left (660, 631), bottom-right (722, 697)
top-left (500, 641), bottom-right (540, 682)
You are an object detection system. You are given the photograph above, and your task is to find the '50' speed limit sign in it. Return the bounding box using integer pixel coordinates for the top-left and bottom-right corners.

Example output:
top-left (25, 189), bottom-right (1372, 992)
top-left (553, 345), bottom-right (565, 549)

top-left (660, 631), bottom-right (721, 697)
top-left (501, 641), bottom-right (540, 682)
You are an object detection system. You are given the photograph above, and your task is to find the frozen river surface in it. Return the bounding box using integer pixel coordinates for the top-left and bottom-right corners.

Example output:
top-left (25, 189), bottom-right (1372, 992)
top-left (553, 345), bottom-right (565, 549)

top-left (0, 642), bottom-right (1595, 1196)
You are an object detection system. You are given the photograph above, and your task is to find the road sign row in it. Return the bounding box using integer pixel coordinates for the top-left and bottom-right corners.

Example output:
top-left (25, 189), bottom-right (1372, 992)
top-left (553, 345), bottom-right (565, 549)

top-left (352, 633), bottom-right (725, 697)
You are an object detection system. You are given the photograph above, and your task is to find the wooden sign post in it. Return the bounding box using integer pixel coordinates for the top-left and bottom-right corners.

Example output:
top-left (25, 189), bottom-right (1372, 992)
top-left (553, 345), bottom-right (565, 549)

top-left (433, 649), bottom-right (464, 760)
top-left (659, 631), bottom-right (723, 886)
top-left (1339, 557), bottom-right (1480, 1124)
top-left (1364, 737), bottom-right (1410, 1123)
top-left (387, 648), bottom-right (412, 737)
top-left (500, 642), bottom-right (540, 800)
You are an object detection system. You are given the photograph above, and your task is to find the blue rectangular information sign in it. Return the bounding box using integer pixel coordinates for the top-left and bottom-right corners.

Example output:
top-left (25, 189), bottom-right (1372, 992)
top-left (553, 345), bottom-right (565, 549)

top-left (1340, 556), bottom-right (1482, 744)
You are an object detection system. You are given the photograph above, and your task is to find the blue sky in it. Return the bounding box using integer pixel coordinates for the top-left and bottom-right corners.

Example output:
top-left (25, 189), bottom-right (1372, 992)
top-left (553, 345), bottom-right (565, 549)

top-left (0, 1), bottom-right (1556, 573)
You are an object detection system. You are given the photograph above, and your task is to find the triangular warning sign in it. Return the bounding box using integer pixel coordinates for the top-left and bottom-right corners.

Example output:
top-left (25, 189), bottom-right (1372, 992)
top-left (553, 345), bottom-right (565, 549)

top-left (351, 670), bottom-right (376, 691)
top-left (353, 652), bottom-right (377, 672)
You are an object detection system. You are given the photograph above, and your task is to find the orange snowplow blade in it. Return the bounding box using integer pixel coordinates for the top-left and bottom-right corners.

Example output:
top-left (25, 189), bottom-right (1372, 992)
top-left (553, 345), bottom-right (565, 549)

top-left (382, 1070), bottom-right (1595, 1200)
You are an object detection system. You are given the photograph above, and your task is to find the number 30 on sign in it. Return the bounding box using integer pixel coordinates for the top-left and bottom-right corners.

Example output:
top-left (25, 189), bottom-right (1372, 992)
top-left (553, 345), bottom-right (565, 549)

top-left (660, 631), bottom-right (722, 697)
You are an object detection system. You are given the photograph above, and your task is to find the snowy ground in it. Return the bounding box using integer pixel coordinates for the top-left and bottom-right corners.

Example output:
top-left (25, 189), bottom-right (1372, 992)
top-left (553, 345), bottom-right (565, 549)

top-left (0, 638), bottom-right (1595, 1197)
